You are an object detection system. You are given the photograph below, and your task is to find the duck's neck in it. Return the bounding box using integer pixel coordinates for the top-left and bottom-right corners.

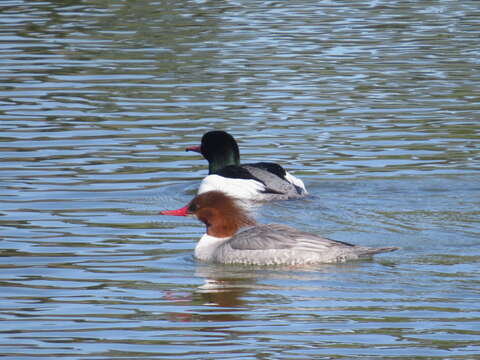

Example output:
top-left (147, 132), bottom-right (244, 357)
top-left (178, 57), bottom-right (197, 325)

top-left (208, 150), bottom-right (240, 174)
top-left (205, 213), bottom-right (256, 238)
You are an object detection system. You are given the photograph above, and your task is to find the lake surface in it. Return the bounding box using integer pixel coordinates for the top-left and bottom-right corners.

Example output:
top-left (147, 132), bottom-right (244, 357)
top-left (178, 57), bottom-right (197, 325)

top-left (1, 0), bottom-right (479, 359)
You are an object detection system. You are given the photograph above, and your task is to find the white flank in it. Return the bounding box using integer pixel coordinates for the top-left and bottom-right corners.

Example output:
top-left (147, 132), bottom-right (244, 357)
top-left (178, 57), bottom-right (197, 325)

top-left (197, 174), bottom-right (266, 199)
top-left (284, 171), bottom-right (307, 193)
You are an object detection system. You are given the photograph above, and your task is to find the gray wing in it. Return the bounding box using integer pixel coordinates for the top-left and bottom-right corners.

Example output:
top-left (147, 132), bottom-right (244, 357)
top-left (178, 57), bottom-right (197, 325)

top-left (228, 224), bottom-right (356, 251)
top-left (243, 165), bottom-right (301, 195)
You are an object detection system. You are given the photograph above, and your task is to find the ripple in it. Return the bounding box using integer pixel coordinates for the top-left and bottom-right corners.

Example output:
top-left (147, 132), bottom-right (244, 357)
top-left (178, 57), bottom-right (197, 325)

top-left (1, 0), bottom-right (479, 358)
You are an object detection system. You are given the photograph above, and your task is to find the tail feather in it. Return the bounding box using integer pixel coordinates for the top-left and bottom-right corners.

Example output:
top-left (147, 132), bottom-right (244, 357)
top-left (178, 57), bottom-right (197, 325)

top-left (359, 246), bottom-right (400, 257)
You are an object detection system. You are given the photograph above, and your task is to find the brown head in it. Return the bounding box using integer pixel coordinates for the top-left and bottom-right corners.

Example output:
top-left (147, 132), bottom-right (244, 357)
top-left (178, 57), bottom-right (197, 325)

top-left (160, 191), bottom-right (256, 238)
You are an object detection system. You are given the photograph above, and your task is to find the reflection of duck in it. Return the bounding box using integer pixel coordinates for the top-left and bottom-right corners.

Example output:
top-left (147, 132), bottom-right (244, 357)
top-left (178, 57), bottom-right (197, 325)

top-left (160, 191), bottom-right (399, 266)
top-left (196, 275), bottom-right (251, 309)
top-left (186, 131), bottom-right (308, 201)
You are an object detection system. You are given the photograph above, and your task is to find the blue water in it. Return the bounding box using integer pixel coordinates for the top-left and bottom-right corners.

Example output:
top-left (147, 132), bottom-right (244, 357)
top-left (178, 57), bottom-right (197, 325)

top-left (1, 0), bottom-right (479, 359)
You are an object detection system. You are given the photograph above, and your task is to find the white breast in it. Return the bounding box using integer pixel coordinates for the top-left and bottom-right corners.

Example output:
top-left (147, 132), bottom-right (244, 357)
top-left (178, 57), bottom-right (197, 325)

top-left (194, 233), bottom-right (231, 262)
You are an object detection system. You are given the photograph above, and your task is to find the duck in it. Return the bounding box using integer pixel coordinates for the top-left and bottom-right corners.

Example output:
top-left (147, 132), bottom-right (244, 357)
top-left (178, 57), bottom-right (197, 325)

top-left (186, 130), bottom-right (308, 201)
top-left (160, 191), bottom-right (399, 266)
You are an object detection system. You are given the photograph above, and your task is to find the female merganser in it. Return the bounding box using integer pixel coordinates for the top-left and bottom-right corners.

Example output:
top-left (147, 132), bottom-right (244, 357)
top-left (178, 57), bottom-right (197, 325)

top-left (186, 131), bottom-right (308, 201)
top-left (160, 191), bottom-right (399, 266)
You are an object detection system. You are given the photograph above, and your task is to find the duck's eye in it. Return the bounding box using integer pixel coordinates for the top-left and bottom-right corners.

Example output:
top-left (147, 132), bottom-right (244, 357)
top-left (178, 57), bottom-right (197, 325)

top-left (188, 202), bottom-right (198, 212)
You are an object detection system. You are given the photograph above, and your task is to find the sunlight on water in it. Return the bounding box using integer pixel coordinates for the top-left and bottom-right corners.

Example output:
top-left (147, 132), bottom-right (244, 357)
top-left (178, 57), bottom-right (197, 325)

top-left (0, 0), bottom-right (479, 358)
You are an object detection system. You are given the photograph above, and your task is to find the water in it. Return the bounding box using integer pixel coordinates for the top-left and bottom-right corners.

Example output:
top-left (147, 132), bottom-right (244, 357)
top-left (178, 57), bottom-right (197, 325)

top-left (1, 0), bottom-right (479, 358)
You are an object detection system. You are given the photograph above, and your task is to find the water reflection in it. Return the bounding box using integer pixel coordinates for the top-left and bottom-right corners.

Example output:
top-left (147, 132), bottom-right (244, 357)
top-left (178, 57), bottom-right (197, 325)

top-left (193, 261), bottom-right (364, 307)
top-left (195, 264), bottom-right (257, 311)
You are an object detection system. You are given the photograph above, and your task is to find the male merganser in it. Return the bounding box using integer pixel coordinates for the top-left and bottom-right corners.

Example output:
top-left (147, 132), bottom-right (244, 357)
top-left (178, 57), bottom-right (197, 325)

top-left (186, 131), bottom-right (308, 201)
top-left (160, 191), bottom-right (399, 266)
